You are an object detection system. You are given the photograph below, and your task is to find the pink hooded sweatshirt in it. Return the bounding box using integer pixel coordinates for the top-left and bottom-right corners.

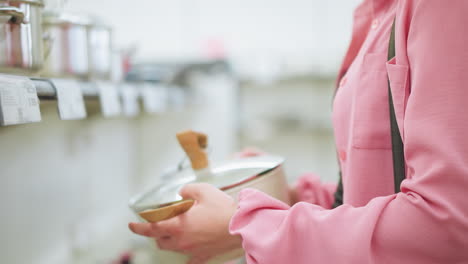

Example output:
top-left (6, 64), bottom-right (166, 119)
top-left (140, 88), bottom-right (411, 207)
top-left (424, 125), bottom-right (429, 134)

top-left (229, 1), bottom-right (468, 263)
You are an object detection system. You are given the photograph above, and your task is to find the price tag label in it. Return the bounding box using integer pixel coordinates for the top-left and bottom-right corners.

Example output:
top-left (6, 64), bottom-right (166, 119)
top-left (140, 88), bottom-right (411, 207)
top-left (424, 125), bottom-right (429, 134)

top-left (0, 74), bottom-right (41, 126)
top-left (141, 84), bottom-right (167, 113)
top-left (121, 84), bottom-right (139, 117)
top-left (96, 82), bottom-right (121, 117)
top-left (52, 79), bottom-right (87, 120)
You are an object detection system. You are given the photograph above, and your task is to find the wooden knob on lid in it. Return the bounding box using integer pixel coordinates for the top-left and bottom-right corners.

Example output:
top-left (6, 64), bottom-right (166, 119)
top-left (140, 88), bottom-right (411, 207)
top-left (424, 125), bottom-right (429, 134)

top-left (176, 130), bottom-right (209, 170)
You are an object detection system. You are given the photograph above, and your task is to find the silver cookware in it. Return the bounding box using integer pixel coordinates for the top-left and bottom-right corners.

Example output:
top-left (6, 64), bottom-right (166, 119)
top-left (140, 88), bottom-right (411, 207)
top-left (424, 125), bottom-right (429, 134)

top-left (0, 0), bottom-right (44, 74)
top-left (87, 19), bottom-right (112, 80)
top-left (41, 12), bottom-right (91, 79)
top-left (129, 131), bottom-right (290, 264)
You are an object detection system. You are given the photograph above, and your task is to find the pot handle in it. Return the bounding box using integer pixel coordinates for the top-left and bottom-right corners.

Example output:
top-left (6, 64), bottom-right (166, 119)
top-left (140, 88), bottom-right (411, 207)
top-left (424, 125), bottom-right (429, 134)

top-left (0, 7), bottom-right (25, 24)
top-left (138, 199), bottom-right (195, 223)
top-left (176, 130), bottom-right (209, 170)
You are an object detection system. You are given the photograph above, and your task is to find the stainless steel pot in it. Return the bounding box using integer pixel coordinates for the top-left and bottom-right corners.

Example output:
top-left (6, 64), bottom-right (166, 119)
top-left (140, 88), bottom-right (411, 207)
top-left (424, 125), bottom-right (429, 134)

top-left (0, 0), bottom-right (44, 74)
top-left (129, 131), bottom-right (290, 264)
top-left (41, 12), bottom-right (90, 79)
top-left (87, 20), bottom-right (112, 80)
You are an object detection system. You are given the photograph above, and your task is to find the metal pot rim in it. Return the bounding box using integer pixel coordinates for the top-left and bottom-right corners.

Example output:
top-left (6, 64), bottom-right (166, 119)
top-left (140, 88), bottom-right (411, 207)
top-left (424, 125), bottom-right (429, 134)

top-left (43, 13), bottom-right (112, 30)
top-left (88, 15), bottom-right (112, 30)
top-left (42, 12), bottom-right (92, 26)
top-left (129, 155), bottom-right (285, 212)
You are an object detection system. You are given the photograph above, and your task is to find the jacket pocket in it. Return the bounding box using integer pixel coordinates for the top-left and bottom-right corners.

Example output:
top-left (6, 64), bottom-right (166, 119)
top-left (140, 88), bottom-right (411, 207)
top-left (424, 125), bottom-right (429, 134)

top-left (352, 53), bottom-right (392, 149)
top-left (386, 57), bottom-right (409, 139)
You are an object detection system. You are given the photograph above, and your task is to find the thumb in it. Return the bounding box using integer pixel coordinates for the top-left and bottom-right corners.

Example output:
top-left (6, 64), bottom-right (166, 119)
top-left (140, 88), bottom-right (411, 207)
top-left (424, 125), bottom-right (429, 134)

top-left (179, 183), bottom-right (210, 201)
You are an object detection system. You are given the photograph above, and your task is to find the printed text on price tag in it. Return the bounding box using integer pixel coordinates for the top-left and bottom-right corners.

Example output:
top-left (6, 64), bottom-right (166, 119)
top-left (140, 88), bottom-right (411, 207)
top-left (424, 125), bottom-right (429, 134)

top-left (97, 82), bottom-right (121, 117)
top-left (0, 74), bottom-right (41, 126)
top-left (52, 79), bottom-right (87, 120)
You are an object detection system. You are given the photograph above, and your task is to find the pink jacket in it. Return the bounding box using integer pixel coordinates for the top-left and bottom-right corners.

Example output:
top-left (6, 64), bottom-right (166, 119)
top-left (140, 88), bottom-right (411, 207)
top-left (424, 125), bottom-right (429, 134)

top-left (229, 1), bottom-right (468, 263)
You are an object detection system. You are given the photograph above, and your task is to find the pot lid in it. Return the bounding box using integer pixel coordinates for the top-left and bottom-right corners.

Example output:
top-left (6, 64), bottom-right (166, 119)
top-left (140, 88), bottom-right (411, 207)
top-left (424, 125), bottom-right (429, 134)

top-left (129, 130), bottom-right (284, 213)
top-left (129, 154), bottom-right (284, 213)
top-left (88, 15), bottom-right (112, 30)
top-left (42, 11), bottom-right (92, 26)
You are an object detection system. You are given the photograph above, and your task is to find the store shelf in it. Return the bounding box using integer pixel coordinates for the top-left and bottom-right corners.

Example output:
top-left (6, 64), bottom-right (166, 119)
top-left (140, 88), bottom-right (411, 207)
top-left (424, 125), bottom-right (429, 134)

top-left (0, 60), bottom-right (234, 126)
top-left (0, 76), bottom-right (174, 125)
top-left (32, 78), bottom-right (100, 100)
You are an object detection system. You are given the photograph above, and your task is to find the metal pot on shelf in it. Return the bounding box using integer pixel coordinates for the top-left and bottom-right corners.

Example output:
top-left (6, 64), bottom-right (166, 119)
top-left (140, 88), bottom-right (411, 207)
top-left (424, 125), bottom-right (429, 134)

top-left (41, 12), bottom-right (91, 79)
top-left (41, 13), bottom-right (112, 80)
top-left (129, 130), bottom-right (290, 264)
top-left (0, 0), bottom-right (44, 74)
top-left (87, 19), bottom-right (112, 80)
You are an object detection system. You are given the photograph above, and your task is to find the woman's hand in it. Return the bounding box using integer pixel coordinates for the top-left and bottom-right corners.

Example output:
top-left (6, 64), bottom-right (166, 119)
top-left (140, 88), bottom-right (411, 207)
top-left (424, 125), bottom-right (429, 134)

top-left (129, 183), bottom-right (242, 264)
top-left (288, 185), bottom-right (299, 205)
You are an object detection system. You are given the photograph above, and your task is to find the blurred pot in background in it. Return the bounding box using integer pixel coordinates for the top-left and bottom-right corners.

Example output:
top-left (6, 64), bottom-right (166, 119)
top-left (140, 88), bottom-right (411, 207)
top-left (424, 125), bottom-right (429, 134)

top-left (87, 19), bottom-right (112, 80)
top-left (41, 13), bottom-right (112, 80)
top-left (41, 12), bottom-right (90, 79)
top-left (0, 0), bottom-right (44, 75)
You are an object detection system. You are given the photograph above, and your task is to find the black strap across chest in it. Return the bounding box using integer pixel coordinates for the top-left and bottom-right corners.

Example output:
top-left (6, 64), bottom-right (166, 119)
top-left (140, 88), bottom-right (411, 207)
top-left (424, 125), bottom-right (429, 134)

top-left (332, 19), bottom-right (405, 208)
top-left (387, 19), bottom-right (406, 193)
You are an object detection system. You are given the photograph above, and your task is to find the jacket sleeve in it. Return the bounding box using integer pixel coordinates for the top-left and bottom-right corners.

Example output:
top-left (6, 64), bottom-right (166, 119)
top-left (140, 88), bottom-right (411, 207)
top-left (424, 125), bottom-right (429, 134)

top-left (294, 173), bottom-right (336, 208)
top-left (229, 2), bottom-right (468, 263)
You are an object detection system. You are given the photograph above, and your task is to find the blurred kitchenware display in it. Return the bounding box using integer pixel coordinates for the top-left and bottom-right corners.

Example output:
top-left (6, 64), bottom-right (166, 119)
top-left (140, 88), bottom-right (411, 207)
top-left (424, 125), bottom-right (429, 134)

top-left (42, 12), bottom-right (90, 79)
top-left (42, 12), bottom-right (112, 80)
top-left (125, 63), bottom-right (179, 83)
top-left (0, 0), bottom-right (45, 74)
top-left (129, 130), bottom-right (290, 264)
top-left (87, 18), bottom-right (112, 80)
top-left (110, 49), bottom-right (124, 82)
